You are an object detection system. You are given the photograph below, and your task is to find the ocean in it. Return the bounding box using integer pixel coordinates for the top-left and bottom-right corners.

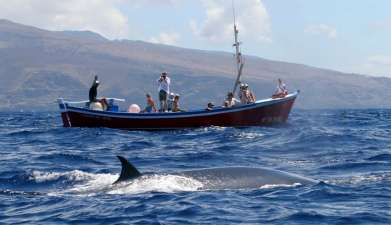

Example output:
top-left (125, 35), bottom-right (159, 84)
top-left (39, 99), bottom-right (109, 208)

top-left (0, 109), bottom-right (390, 224)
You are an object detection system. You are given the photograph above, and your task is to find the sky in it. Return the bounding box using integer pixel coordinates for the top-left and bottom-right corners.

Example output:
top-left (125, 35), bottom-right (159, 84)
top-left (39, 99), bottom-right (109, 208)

top-left (0, 0), bottom-right (390, 78)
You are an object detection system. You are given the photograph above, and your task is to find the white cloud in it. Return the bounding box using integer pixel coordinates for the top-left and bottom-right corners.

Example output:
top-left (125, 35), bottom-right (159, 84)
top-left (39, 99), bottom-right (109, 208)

top-left (127, 0), bottom-right (180, 8)
top-left (368, 55), bottom-right (391, 66)
top-left (369, 19), bottom-right (391, 31)
top-left (356, 55), bottom-right (391, 77)
top-left (0, 0), bottom-right (130, 39)
top-left (133, 0), bottom-right (179, 5)
top-left (190, 0), bottom-right (271, 43)
top-left (149, 32), bottom-right (180, 45)
top-left (305, 24), bottom-right (337, 39)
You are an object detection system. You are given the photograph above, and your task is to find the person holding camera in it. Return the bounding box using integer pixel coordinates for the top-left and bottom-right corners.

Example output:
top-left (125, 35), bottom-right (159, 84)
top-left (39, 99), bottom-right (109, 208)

top-left (157, 72), bottom-right (171, 112)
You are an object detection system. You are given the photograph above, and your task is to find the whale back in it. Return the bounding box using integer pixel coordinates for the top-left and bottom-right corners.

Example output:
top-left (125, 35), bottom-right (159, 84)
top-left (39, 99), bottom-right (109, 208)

top-left (113, 156), bottom-right (317, 189)
top-left (178, 167), bottom-right (316, 189)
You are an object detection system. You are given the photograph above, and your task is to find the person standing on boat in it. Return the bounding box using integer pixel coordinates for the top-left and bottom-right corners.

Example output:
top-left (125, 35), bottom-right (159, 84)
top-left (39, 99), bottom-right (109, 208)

top-left (88, 75), bottom-right (108, 111)
top-left (89, 75), bottom-right (99, 103)
top-left (157, 72), bottom-right (170, 112)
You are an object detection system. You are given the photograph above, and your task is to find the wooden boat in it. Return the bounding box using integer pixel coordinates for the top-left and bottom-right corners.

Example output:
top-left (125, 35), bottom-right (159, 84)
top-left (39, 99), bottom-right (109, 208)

top-left (57, 92), bottom-right (298, 129)
top-left (57, 14), bottom-right (299, 129)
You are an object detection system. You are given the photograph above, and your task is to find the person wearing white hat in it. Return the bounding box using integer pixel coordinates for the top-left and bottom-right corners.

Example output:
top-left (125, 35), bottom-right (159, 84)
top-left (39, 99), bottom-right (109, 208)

top-left (239, 83), bottom-right (256, 104)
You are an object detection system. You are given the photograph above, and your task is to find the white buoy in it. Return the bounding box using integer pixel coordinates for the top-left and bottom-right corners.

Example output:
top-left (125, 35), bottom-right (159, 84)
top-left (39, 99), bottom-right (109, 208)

top-left (128, 104), bottom-right (141, 113)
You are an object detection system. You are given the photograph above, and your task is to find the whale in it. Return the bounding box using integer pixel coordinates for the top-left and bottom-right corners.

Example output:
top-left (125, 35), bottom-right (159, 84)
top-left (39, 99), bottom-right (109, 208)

top-left (113, 156), bottom-right (317, 190)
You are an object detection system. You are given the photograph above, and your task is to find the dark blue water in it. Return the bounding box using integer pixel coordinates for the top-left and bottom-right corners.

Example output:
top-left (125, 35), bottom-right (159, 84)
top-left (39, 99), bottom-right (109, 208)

top-left (0, 110), bottom-right (390, 224)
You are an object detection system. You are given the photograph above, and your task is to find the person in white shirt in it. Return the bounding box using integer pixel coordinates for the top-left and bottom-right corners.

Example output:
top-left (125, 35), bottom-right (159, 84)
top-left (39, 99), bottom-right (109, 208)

top-left (225, 92), bottom-right (240, 107)
top-left (272, 78), bottom-right (288, 98)
top-left (157, 72), bottom-right (171, 112)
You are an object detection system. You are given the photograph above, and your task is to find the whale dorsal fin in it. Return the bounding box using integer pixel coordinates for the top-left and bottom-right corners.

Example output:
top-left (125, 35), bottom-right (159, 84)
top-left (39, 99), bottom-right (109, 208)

top-left (113, 156), bottom-right (141, 184)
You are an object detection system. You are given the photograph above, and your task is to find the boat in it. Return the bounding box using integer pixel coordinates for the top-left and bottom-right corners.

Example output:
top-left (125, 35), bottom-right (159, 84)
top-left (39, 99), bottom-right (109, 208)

top-left (57, 13), bottom-right (299, 129)
top-left (57, 91), bottom-right (298, 129)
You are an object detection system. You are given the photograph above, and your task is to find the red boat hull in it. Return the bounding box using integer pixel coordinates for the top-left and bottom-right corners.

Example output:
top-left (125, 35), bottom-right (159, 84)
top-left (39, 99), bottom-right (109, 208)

top-left (59, 92), bottom-right (298, 129)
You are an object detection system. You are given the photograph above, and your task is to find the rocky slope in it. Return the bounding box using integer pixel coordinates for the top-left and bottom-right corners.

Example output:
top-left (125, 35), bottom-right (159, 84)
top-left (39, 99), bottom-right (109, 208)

top-left (0, 19), bottom-right (390, 111)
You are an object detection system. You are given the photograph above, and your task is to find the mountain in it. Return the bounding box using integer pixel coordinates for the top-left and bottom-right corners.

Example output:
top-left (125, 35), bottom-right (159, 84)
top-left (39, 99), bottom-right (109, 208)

top-left (0, 19), bottom-right (390, 111)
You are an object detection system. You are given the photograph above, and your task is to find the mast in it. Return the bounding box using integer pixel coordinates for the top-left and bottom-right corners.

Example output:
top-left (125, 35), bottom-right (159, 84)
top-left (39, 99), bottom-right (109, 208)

top-left (231, 2), bottom-right (244, 96)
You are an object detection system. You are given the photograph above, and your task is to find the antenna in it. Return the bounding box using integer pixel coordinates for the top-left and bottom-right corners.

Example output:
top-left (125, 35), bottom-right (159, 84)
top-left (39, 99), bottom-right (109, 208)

top-left (231, 0), bottom-right (245, 96)
top-left (232, 0), bottom-right (236, 26)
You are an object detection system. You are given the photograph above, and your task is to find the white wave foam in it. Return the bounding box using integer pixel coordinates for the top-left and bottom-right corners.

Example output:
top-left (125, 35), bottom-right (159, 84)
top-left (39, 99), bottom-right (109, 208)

top-left (63, 173), bottom-right (118, 196)
top-left (42, 171), bottom-right (203, 196)
top-left (326, 172), bottom-right (391, 185)
top-left (236, 132), bottom-right (264, 139)
top-left (259, 182), bottom-right (302, 189)
top-left (108, 174), bottom-right (204, 195)
top-left (348, 174), bottom-right (389, 184)
top-left (202, 126), bottom-right (227, 132)
top-left (30, 170), bottom-right (96, 183)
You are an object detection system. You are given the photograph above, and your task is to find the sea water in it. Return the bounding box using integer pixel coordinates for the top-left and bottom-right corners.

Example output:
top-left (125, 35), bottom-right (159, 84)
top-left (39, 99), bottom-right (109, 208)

top-left (0, 110), bottom-right (390, 224)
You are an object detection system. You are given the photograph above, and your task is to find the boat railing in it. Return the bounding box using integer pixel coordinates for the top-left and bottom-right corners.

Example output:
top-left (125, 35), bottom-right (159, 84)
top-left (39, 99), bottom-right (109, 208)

top-left (254, 90), bottom-right (299, 104)
top-left (57, 91), bottom-right (299, 113)
top-left (57, 97), bottom-right (125, 112)
top-left (58, 97), bottom-right (125, 105)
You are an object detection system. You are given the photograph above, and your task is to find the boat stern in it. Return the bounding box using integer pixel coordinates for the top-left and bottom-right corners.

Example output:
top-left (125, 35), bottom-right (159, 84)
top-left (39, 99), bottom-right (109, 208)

top-left (57, 98), bottom-right (72, 127)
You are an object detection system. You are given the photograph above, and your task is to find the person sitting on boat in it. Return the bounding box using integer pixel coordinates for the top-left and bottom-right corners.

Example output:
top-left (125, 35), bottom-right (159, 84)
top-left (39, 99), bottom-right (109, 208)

top-left (246, 85), bottom-right (256, 103)
top-left (239, 83), bottom-right (256, 104)
top-left (157, 72), bottom-right (170, 112)
top-left (167, 92), bottom-right (175, 112)
top-left (142, 93), bottom-right (157, 113)
top-left (272, 78), bottom-right (288, 99)
top-left (223, 101), bottom-right (230, 108)
top-left (172, 95), bottom-right (185, 112)
top-left (89, 75), bottom-right (99, 103)
top-left (206, 102), bottom-right (215, 111)
top-left (225, 92), bottom-right (239, 107)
